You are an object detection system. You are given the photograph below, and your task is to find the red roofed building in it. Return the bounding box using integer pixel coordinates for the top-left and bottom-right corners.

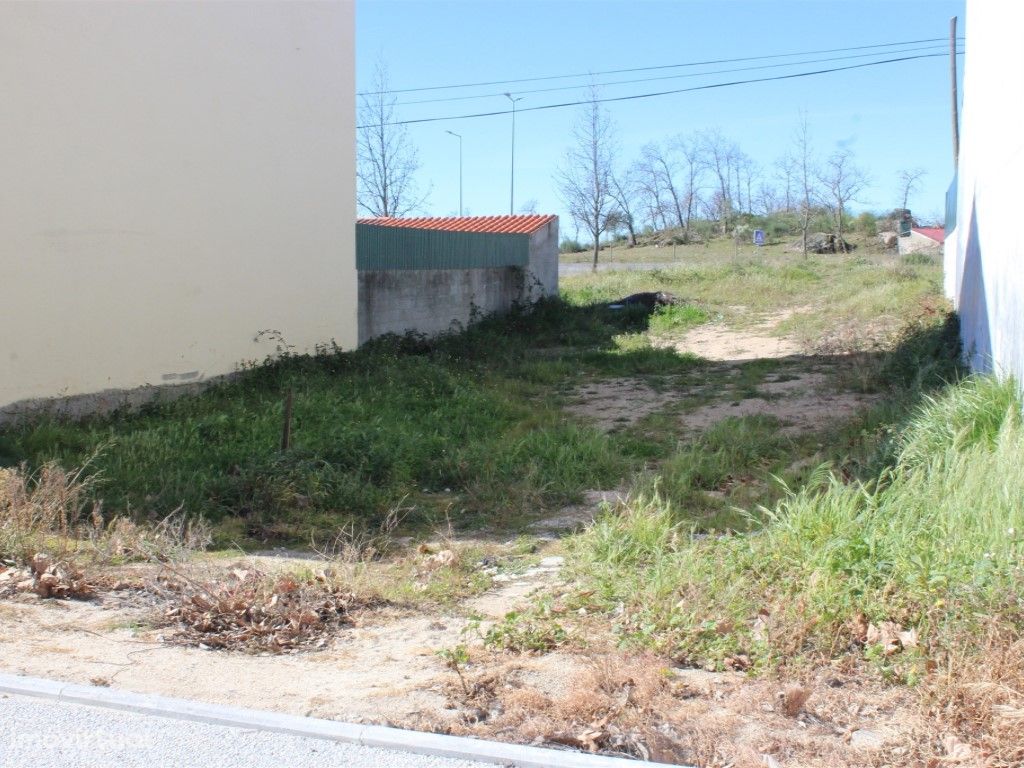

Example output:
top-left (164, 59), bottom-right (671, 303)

top-left (356, 214), bottom-right (558, 344)
top-left (899, 225), bottom-right (946, 256)
top-left (358, 214), bottom-right (556, 236)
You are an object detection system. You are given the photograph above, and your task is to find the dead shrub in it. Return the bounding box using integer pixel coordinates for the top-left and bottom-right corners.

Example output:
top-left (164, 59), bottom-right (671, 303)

top-left (311, 503), bottom-right (405, 563)
top-left (0, 462), bottom-right (95, 562)
top-left (156, 567), bottom-right (374, 653)
top-left (0, 461), bottom-right (210, 573)
top-left (780, 684), bottom-right (812, 717)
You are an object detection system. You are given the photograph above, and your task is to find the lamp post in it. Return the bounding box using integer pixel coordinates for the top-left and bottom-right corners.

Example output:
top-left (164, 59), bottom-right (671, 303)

top-left (503, 93), bottom-right (524, 215)
top-left (445, 130), bottom-right (463, 216)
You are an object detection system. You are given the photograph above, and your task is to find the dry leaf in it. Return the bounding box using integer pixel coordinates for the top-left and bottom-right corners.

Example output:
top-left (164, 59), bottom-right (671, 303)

top-left (867, 621), bottom-right (903, 656)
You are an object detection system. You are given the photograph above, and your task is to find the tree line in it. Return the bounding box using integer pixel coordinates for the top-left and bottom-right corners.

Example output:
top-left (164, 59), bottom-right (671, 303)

top-left (557, 94), bottom-right (927, 270)
top-left (356, 66), bottom-right (926, 271)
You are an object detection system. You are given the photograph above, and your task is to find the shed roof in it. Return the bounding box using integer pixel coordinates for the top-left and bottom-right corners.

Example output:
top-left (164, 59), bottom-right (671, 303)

top-left (913, 226), bottom-right (945, 243)
top-left (358, 214), bottom-right (556, 235)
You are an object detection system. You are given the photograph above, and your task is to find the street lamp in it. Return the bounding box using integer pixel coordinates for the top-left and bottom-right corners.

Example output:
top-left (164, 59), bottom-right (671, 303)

top-left (445, 130), bottom-right (463, 216)
top-left (503, 93), bottom-right (524, 215)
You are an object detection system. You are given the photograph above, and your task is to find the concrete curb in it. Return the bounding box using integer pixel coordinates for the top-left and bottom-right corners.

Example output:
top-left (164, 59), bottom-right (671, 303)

top-left (0, 672), bottom-right (661, 768)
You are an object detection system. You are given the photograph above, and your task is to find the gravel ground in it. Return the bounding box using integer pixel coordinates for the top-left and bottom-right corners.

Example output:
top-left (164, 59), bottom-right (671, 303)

top-left (0, 693), bottom-right (490, 768)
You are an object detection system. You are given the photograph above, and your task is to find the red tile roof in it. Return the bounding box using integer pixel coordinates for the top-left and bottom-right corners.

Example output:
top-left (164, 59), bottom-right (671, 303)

top-left (358, 214), bottom-right (556, 235)
top-left (913, 226), bottom-right (945, 243)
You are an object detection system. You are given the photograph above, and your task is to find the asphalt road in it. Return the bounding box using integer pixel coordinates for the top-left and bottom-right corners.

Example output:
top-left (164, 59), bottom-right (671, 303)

top-left (0, 693), bottom-right (492, 768)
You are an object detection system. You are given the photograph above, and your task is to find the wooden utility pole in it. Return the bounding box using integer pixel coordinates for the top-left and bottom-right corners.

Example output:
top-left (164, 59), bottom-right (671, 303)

top-left (950, 16), bottom-right (960, 167)
top-left (280, 389), bottom-right (293, 451)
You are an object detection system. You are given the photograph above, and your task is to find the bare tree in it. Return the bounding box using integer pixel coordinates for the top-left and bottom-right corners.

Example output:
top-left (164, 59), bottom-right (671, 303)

top-left (755, 181), bottom-right (782, 216)
top-left (700, 129), bottom-right (740, 233)
top-left (357, 62), bottom-right (428, 217)
top-left (792, 115), bottom-right (818, 256)
top-left (896, 167), bottom-right (927, 212)
top-left (739, 156), bottom-right (759, 216)
top-left (518, 199), bottom-right (539, 215)
top-left (775, 153), bottom-right (797, 211)
top-left (556, 89), bottom-right (616, 271)
top-left (609, 168), bottom-right (640, 246)
top-left (819, 149), bottom-right (867, 252)
top-left (633, 155), bottom-right (669, 231)
top-left (669, 134), bottom-right (706, 239)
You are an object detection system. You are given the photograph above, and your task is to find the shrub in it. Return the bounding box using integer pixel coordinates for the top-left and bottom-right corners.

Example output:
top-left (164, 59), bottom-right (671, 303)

top-left (856, 211), bottom-right (878, 236)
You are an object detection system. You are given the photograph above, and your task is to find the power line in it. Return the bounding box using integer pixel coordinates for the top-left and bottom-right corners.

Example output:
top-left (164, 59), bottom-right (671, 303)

top-left (393, 43), bottom-right (952, 107)
top-left (358, 37), bottom-right (964, 96)
top-left (357, 51), bottom-right (963, 130)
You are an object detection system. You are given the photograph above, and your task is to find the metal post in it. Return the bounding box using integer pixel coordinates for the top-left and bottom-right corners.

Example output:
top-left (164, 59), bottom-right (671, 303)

top-left (504, 93), bottom-right (524, 215)
top-left (950, 16), bottom-right (960, 167)
top-left (445, 130), bottom-right (463, 216)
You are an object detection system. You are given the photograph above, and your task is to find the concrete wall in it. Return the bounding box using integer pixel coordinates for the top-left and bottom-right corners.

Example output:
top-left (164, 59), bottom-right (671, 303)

top-left (359, 267), bottom-right (526, 343)
top-left (944, 1), bottom-right (1024, 380)
top-left (0, 1), bottom-right (356, 417)
top-left (525, 219), bottom-right (560, 300)
top-left (359, 220), bottom-right (558, 343)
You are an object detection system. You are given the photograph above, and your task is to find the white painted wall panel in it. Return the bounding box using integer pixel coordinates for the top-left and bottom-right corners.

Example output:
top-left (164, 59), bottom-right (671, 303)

top-left (946, 1), bottom-right (1024, 380)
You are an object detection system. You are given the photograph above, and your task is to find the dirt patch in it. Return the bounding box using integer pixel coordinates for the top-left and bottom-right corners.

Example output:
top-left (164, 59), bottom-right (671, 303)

top-left (564, 378), bottom-right (679, 432)
top-left (530, 490), bottom-right (626, 535)
top-left (0, 550), bottom-right (567, 728)
top-left (681, 372), bottom-right (879, 435)
top-left (665, 324), bottom-right (800, 362)
top-left (661, 309), bottom-right (811, 362)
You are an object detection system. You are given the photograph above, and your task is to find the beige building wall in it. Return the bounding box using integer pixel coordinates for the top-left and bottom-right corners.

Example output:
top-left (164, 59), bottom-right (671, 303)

top-left (0, 1), bottom-right (356, 413)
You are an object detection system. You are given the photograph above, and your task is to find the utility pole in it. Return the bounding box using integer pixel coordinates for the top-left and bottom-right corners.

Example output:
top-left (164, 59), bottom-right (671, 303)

top-left (445, 130), bottom-right (463, 216)
top-left (503, 93), bottom-right (524, 215)
top-left (950, 15), bottom-right (960, 167)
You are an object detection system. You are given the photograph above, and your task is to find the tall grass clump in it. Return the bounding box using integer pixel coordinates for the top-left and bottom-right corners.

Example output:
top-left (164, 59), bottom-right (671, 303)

top-left (567, 375), bottom-right (1024, 671)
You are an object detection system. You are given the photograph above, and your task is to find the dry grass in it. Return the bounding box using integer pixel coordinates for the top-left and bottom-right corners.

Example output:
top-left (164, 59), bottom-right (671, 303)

top-left (0, 461), bottom-right (211, 602)
top-left (0, 461), bottom-right (97, 562)
top-left (921, 624), bottom-right (1024, 767)
top-left (0, 461), bottom-right (211, 569)
top-left (440, 651), bottom-right (935, 767)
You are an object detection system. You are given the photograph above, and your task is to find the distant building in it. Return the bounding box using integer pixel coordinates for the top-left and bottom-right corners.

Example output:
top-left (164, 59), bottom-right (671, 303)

top-left (898, 227), bottom-right (945, 255)
top-left (944, 0), bottom-right (1024, 380)
top-left (357, 214), bottom-right (559, 344)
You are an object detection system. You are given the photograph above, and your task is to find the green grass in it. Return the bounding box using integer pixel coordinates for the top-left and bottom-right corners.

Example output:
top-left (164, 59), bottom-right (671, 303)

top-left (564, 375), bottom-right (1023, 679)
top-left (0, 243), bottom-right (951, 552)
top-left (0, 299), bottom-right (696, 546)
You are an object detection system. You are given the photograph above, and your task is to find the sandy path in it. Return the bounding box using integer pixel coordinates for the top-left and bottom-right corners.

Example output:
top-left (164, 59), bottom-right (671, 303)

top-left (0, 554), bottom-right (566, 728)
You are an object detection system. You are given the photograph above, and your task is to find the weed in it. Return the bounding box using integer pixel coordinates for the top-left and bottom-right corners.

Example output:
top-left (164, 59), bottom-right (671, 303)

top-left (562, 375), bottom-right (1024, 673)
top-left (482, 610), bottom-right (570, 653)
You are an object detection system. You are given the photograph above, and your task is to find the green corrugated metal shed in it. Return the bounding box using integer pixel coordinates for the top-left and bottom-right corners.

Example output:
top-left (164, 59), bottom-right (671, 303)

top-left (357, 223), bottom-right (529, 270)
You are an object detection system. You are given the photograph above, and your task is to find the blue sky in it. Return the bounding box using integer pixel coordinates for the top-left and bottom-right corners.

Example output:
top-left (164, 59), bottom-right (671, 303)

top-left (357, 0), bottom-right (965, 233)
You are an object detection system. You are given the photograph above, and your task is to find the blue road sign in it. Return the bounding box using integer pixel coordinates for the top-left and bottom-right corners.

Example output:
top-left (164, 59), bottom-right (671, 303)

top-left (753, 229), bottom-right (766, 246)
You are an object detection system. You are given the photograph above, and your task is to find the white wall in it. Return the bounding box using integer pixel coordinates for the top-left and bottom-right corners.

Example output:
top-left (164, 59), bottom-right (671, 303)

top-left (526, 219), bottom-right (560, 300)
top-left (945, 1), bottom-right (1024, 380)
top-left (0, 1), bottom-right (356, 413)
